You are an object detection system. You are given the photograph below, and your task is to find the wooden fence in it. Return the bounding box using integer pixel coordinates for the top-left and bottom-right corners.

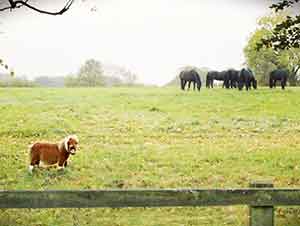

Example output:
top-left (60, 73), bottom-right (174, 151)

top-left (1, 181), bottom-right (300, 226)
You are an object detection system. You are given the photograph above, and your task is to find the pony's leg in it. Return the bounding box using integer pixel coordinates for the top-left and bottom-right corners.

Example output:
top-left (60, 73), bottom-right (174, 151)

top-left (281, 80), bottom-right (285, 90)
top-left (269, 78), bottom-right (273, 88)
top-left (238, 81), bottom-right (243, 90)
top-left (188, 81), bottom-right (191, 90)
top-left (180, 79), bottom-right (184, 90)
top-left (232, 81), bottom-right (236, 88)
top-left (225, 80), bottom-right (229, 89)
top-left (206, 79), bottom-right (209, 88)
top-left (227, 80), bottom-right (230, 89)
top-left (193, 81), bottom-right (196, 90)
top-left (183, 80), bottom-right (187, 90)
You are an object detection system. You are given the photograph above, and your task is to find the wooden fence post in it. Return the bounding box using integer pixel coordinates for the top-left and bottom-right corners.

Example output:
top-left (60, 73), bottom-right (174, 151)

top-left (249, 181), bottom-right (274, 226)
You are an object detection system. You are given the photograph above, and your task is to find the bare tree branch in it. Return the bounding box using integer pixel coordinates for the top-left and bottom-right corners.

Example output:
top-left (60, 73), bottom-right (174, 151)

top-left (0, 6), bottom-right (11, 11)
top-left (0, 0), bottom-right (74, 15)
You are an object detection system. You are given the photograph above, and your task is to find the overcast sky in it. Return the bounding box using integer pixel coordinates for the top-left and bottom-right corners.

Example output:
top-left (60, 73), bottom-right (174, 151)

top-left (0, 0), bottom-right (271, 85)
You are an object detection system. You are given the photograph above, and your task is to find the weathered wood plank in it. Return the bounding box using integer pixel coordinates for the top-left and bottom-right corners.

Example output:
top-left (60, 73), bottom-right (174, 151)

top-left (1, 189), bottom-right (300, 209)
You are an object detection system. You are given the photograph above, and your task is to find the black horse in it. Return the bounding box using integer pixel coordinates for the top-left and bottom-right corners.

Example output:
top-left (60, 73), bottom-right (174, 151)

top-left (179, 70), bottom-right (202, 91)
top-left (238, 68), bottom-right (257, 91)
top-left (227, 69), bottom-right (240, 88)
top-left (269, 69), bottom-right (288, 90)
top-left (206, 70), bottom-right (229, 88)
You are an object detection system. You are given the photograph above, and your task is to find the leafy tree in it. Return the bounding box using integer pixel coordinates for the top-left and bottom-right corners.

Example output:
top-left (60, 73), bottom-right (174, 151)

top-left (257, 0), bottom-right (300, 50)
top-left (245, 13), bottom-right (300, 85)
top-left (0, 74), bottom-right (36, 87)
top-left (65, 59), bottom-right (105, 87)
top-left (78, 59), bottom-right (104, 86)
top-left (103, 64), bottom-right (138, 86)
top-left (118, 68), bottom-right (138, 85)
top-left (65, 62), bottom-right (139, 87)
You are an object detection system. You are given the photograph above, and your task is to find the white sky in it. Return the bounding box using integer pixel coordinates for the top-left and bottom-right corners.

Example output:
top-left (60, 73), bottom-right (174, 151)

top-left (0, 0), bottom-right (270, 85)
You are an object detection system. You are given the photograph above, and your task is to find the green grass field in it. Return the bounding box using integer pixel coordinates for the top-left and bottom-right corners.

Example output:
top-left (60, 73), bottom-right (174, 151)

top-left (1, 87), bottom-right (300, 226)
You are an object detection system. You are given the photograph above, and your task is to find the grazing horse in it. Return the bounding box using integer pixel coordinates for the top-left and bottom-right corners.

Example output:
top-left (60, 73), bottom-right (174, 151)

top-left (206, 70), bottom-right (229, 88)
top-left (269, 69), bottom-right (288, 90)
top-left (227, 69), bottom-right (240, 88)
top-left (179, 70), bottom-right (202, 91)
top-left (238, 68), bottom-right (257, 91)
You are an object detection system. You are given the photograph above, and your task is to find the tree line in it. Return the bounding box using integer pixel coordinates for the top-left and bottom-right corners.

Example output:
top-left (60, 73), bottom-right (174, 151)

top-left (0, 59), bottom-right (138, 87)
top-left (1, 0), bottom-right (299, 87)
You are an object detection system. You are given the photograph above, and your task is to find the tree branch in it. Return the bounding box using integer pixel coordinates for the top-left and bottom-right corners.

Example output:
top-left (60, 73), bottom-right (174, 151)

top-left (0, 0), bottom-right (74, 15)
top-left (0, 6), bottom-right (11, 11)
top-left (257, 0), bottom-right (300, 50)
top-left (270, 0), bottom-right (299, 12)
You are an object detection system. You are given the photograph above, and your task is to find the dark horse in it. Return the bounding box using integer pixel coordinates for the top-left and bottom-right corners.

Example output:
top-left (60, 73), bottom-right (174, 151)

top-left (269, 69), bottom-right (288, 90)
top-left (238, 68), bottom-right (257, 91)
top-left (179, 70), bottom-right (202, 91)
top-left (206, 70), bottom-right (229, 88)
top-left (227, 69), bottom-right (240, 88)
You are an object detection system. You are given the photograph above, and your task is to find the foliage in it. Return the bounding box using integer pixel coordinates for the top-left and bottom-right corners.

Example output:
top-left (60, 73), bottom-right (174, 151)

top-left (34, 76), bottom-right (65, 87)
top-left (65, 59), bottom-right (105, 87)
top-left (0, 77), bottom-right (37, 87)
top-left (65, 61), bottom-right (138, 87)
top-left (118, 68), bottom-right (138, 85)
top-left (244, 13), bottom-right (300, 85)
top-left (1, 87), bottom-right (300, 225)
top-left (103, 75), bottom-right (123, 87)
top-left (258, 0), bottom-right (300, 50)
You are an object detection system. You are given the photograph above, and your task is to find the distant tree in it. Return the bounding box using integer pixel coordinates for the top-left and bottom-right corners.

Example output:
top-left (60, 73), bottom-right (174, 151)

top-left (119, 68), bottom-right (138, 85)
top-left (0, 74), bottom-right (36, 87)
top-left (65, 59), bottom-right (105, 87)
top-left (78, 59), bottom-right (104, 86)
top-left (103, 76), bottom-right (123, 87)
top-left (245, 13), bottom-right (286, 85)
top-left (245, 13), bottom-right (300, 85)
top-left (257, 0), bottom-right (300, 50)
top-left (103, 64), bottom-right (138, 86)
top-left (0, 0), bottom-right (74, 15)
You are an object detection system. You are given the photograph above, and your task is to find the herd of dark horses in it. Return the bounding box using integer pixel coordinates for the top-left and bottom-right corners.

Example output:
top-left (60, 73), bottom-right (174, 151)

top-left (179, 68), bottom-right (288, 91)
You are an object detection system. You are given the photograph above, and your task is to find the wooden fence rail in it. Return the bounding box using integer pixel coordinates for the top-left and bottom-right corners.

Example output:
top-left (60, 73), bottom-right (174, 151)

top-left (1, 181), bottom-right (300, 226)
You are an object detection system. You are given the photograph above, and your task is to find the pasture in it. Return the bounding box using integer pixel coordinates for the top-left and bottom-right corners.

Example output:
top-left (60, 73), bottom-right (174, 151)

top-left (1, 87), bottom-right (300, 226)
